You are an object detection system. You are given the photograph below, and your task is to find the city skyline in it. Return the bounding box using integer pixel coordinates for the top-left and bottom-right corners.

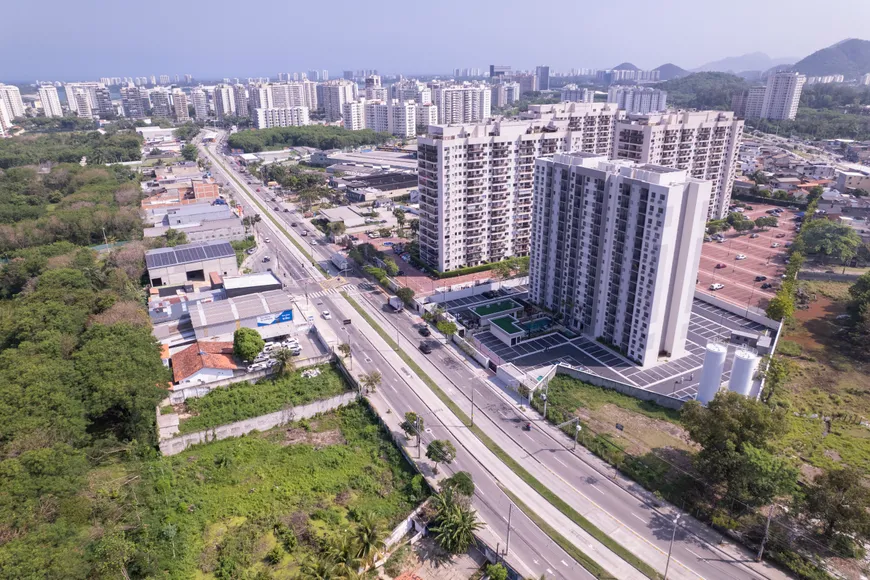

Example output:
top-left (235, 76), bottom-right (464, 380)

top-left (3, 0), bottom-right (870, 82)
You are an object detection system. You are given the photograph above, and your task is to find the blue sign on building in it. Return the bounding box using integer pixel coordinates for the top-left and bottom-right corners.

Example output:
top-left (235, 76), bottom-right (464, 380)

top-left (256, 309), bottom-right (294, 326)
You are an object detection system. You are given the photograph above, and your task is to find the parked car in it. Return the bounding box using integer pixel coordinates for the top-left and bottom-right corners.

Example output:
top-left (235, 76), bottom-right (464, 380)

top-left (246, 248), bottom-right (256, 255)
top-left (709, 283), bottom-right (725, 291)
top-left (704, 236), bottom-right (713, 242)
top-left (717, 238), bottom-right (726, 243)
top-left (761, 283), bottom-right (773, 289)
top-left (735, 254), bottom-right (746, 260)
top-left (750, 233), bottom-right (760, 238)
top-left (755, 275), bottom-right (767, 282)
top-left (771, 242), bottom-right (780, 248)
top-left (715, 263), bottom-right (727, 269)
top-left (263, 256), bottom-right (271, 262)
top-left (776, 233), bottom-right (786, 238)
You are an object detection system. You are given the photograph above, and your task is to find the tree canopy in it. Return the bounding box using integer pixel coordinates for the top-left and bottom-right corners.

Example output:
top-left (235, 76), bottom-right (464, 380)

top-left (656, 72), bottom-right (750, 109)
top-left (227, 126), bottom-right (393, 153)
top-left (232, 327), bottom-right (264, 361)
top-left (801, 218), bottom-right (862, 263)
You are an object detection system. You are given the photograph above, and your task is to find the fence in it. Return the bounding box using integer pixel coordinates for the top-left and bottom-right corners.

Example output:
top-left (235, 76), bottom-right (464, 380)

top-left (167, 353), bottom-right (334, 404)
top-left (452, 334), bottom-right (490, 368)
top-left (471, 335), bottom-right (506, 367)
top-left (693, 289), bottom-right (780, 330)
top-left (425, 276), bottom-right (529, 305)
top-left (158, 391), bottom-right (359, 455)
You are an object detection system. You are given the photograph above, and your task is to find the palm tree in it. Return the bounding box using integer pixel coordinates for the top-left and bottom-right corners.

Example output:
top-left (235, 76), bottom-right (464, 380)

top-left (272, 348), bottom-right (297, 375)
top-left (299, 554), bottom-right (339, 580)
top-left (430, 503), bottom-right (482, 554)
top-left (326, 532), bottom-right (363, 577)
top-left (358, 371), bottom-right (382, 394)
top-left (353, 513), bottom-right (386, 569)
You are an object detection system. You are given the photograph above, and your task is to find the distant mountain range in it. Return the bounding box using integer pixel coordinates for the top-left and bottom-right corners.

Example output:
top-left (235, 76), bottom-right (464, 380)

top-left (793, 38), bottom-right (870, 77)
top-left (653, 63), bottom-right (689, 81)
top-left (611, 62), bottom-right (639, 71)
top-left (692, 52), bottom-right (797, 74)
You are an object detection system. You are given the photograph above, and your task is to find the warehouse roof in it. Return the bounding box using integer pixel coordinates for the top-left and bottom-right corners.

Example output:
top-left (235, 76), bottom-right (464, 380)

top-left (222, 271), bottom-right (282, 292)
top-left (145, 240), bottom-right (235, 269)
top-left (190, 289), bottom-right (295, 329)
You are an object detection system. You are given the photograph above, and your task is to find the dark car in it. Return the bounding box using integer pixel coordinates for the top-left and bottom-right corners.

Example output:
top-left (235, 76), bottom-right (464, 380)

top-left (761, 283), bottom-right (773, 289)
top-left (419, 341), bottom-right (433, 354)
top-left (291, 222), bottom-right (298, 227)
top-left (274, 207), bottom-right (280, 211)
top-left (755, 275), bottom-right (767, 282)
top-left (418, 327), bottom-right (431, 337)
top-left (397, 270), bottom-right (405, 276)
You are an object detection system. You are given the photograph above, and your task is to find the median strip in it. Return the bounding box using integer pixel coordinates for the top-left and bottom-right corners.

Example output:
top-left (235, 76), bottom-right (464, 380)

top-left (340, 291), bottom-right (660, 580)
top-left (205, 147), bottom-right (328, 276)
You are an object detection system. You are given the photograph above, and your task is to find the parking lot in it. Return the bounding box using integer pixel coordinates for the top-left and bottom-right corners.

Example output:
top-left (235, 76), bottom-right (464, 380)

top-left (477, 299), bottom-right (771, 401)
top-left (697, 203), bottom-right (800, 310)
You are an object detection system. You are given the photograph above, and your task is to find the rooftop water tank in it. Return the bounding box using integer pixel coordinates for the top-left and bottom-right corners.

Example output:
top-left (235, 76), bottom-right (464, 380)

top-left (729, 349), bottom-right (760, 397)
top-left (697, 342), bottom-right (727, 404)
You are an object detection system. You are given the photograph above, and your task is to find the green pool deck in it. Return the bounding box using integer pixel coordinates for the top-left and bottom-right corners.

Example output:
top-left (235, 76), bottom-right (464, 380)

top-left (471, 299), bottom-right (521, 318)
top-left (491, 315), bottom-right (524, 335)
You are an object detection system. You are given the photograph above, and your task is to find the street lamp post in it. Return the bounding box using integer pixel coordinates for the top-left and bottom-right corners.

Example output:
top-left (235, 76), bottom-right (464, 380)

top-left (664, 514), bottom-right (681, 580)
top-left (470, 385), bottom-right (475, 427)
top-left (573, 423), bottom-right (582, 450)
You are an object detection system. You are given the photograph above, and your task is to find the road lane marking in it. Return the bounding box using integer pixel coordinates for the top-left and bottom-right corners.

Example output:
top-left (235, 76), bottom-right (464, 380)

top-left (631, 513), bottom-right (646, 523)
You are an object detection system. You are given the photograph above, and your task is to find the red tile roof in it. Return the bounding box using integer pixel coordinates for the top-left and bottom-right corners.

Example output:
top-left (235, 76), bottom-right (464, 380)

top-left (171, 341), bottom-right (239, 383)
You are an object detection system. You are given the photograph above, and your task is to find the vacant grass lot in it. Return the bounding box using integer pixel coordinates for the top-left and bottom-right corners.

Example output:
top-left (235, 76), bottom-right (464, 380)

top-left (137, 403), bottom-right (424, 579)
top-left (177, 364), bottom-right (351, 434)
top-left (773, 281), bottom-right (870, 473)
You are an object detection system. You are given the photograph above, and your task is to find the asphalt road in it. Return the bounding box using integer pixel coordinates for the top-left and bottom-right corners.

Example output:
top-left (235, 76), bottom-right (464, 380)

top-left (201, 138), bottom-right (595, 580)
top-left (202, 136), bottom-right (788, 580)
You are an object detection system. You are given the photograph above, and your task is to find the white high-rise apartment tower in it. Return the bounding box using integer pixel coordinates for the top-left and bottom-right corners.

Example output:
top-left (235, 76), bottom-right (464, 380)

top-left (233, 84), bottom-right (249, 118)
top-left (365, 101), bottom-right (390, 133)
top-left (190, 87), bottom-right (209, 119)
top-left (530, 153), bottom-right (711, 367)
top-left (417, 102), bottom-right (621, 272)
top-left (431, 83), bottom-right (491, 124)
top-left (761, 72), bottom-right (805, 121)
top-left (38, 85), bottom-right (63, 117)
top-left (607, 86), bottom-right (668, 114)
top-left (150, 88), bottom-right (172, 117)
top-left (0, 85), bottom-right (25, 120)
top-left (560, 84), bottom-right (594, 103)
top-left (172, 90), bottom-right (190, 122)
top-left (342, 101), bottom-right (366, 131)
top-left (71, 89), bottom-right (93, 118)
top-left (213, 85), bottom-right (236, 120)
top-left (320, 81), bottom-right (356, 122)
top-left (254, 107), bottom-right (310, 128)
top-left (613, 110), bottom-right (743, 219)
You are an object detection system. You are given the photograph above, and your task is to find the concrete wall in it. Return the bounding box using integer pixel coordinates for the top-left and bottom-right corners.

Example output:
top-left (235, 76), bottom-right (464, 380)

top-left (693, 290), bottom-right (780, 330)
top-left (556, 364), bottom-right (684, 410)
top-left (159, 391), bottom-right (358, 455)
top-left (452, 334), bottom-right (490, 368)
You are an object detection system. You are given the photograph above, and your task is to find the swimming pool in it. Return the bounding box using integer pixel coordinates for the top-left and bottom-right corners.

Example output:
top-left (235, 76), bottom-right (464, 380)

top-left (520, 317), bottom-right (552, 332)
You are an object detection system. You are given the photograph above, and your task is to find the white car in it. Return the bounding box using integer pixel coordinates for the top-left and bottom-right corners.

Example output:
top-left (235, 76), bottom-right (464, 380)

top-left (322, 310), bottom-right (332, 320)
top-left (265, 237), bottom-right (271, 243)
top-left (735, 254), bottom-right (746, 260)
top-left (771, 242), bottom-right (780, 248)
top-left (709, 283), bottom-right (725, 291)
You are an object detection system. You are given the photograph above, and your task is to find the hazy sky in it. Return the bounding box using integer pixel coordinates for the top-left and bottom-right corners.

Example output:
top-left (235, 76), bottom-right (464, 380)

top-left (3, 0), bottom-right (869, 82)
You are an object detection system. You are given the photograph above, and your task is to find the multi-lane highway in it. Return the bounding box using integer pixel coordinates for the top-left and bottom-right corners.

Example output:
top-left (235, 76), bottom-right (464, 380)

top-left (201, 134), bottom-right (791, 580)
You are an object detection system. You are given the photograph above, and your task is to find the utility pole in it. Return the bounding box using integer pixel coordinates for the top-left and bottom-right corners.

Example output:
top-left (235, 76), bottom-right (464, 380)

top-left (505, 503), bottom-right (513, 555)
top-left (757, 505), bottom-right (776, 562)
top-left (664, 514), bottom-right (681, 580)
top-left (415, 416), bottom-right (421, 459)
top-left (470, 386), bottom-right (475, 427)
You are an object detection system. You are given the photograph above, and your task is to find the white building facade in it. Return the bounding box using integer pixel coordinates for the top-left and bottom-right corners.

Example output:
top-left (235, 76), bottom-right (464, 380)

top-left (254, 107), bottom-right (310, 128)
top-left (613, 110), bottom-right (743, 219)
top-left (431, 83), bottom-right (492, 124)
top-left (761, 72), bottom-right (805, 121)
top-left (190, 87), bottom-right (209, 119)
top-left (417, 102), bottom-right (621, 271)
top-left (0, 84), bottom-right (25, 120)
top-left (342, 101), bottom-right (366, 130)
top-left (560, 84), bottom-right (594, 103)
top-left (607, 86), bottom-right (668, 114)
top-left (38, 85), bottom-right (63, 117)
top-left (529, 153), bottom-right (711, 367)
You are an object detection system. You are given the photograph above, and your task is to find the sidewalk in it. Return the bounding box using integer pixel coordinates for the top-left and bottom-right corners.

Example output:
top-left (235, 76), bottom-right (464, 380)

top-left (337, 294), bottom-right (646, 580)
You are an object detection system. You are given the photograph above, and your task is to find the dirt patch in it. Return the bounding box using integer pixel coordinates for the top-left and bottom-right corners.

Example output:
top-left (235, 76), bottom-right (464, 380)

top-left (279, 427), bottom-right (345, 448)
top-left (787, 294), bottom-right (847, 354)
top-left (823, 449), bottom-right (842, 462)
top-left (574, 404), bottom-right (697, 456)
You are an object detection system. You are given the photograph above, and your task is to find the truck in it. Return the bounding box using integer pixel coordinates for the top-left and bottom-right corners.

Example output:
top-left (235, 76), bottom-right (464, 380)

top-left (331, 253), bottom-right (348, 271)
top-left (388, 296), bottom-right (404, 311)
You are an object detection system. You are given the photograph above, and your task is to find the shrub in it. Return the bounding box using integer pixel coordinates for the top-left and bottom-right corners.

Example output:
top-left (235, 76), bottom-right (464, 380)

top-left (777, 340), bottom-right (802, 357)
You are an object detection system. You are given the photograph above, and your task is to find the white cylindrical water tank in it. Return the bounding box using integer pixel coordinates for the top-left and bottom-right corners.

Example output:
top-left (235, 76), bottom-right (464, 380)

top-left (697, 342), bottom-right (727, 404)
top-left (729, 349), bottom-right (760, 397)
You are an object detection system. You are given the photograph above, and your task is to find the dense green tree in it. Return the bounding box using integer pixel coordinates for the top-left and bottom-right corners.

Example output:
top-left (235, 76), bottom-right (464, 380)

top-left (754, 216), bottom-right (778, 230)
top-left (682, 391), bottom-right (788, 502)
top-left (436, 320), bottom-right (458, 338)
top-left (181, 144), bottom-right (198, 162)
top-left (429, 491), bottom-right (481, 553)
top-left (441, 471), bottom-right (475, 497)
top-left (352, 512), bottom-right (386, 568)
top-left (729, 443), bottom-right (797, 506)
top-left (425, 439), bottom-right (457, 474)
top-left (272, 348), bottom-right (297, 375)
top-left (801, 219), bottom-right (861, 263)
top-left (766, 291), bottom-right (795, 321)
top-left (163, 228), bottom-right (187, 247)
top-left (232, 327), bottom-right (264, 361)
top-left (656, 72), bottom-right (750, 109)
top-left (804, 467), bottom-right (870, 540)
top-left (396, 287), bottom-right (415, 306)
top-left (400, 411), bottom-right (423, 439)
top-left (486, 563), bottom-right (509, 580)
top-left (359, 371), bottom-right (381, 394)
top-left (383, 258), bottom-right (399, 277)
top-left (227, 126), bottom-right (393, 153)
top-left (174, 123), bottom-right (201, 142)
